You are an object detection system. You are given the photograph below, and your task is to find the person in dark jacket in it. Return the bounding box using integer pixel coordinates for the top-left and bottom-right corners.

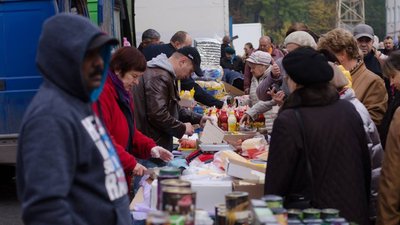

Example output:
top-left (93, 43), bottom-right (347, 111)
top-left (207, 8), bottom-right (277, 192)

top-left (382, 36), bottom-right (396, 56)
top-left (353, 24), bottom-right (382, 77)
top-left (93, 47), bottom-right (173, 194)
top-left (220, 35), bottom-right (231, 59)
top-left (256, 31), bottom-right (317, 101)
top-left (318, 28), bottom-right (388, 126)
top-left (133, 47), bottom-right (209, 151)
top-left (137, 28), bottom-right (161, 52)
top-left (265, 47), bottom-right (371, 225)
top-left (142, 31), bottom-right (223, 108)
top-left (220, 46), bottom-right (244, 73)
top-left (378, 51), bottom-right (400, 149)
top-left (142, 31), bottom-right (192, 61)
top-left (352, 24), bottom-right (395, 108)
top-left (378, 50), bottom-right (400, 225)
top-left (243, 36), bottom-right (284, 94)
top-left (16, 14), bottom-right (131, 225)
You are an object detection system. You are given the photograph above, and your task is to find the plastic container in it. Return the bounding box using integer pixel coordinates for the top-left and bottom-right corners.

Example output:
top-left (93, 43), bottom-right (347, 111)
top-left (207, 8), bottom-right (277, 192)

top-left (156, 167), bottom-right (181, 210)
top-left (210, 110), bottom-right (218, 126)
top-left (262, 195), bottom-right (283, 209)
top-left (228, 110), bottom-right (237, 132)
top-left (218, 109), bottom-right (228, 131)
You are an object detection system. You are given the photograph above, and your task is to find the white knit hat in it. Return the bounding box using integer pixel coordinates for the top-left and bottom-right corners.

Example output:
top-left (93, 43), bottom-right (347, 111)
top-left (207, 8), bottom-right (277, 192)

top-left (284, 31), bottom-right (317, 49)
top-left (246, 51), bottom-right (272, 66)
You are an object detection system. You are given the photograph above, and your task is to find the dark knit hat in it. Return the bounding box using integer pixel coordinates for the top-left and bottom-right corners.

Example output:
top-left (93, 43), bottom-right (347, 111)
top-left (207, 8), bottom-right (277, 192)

top-left (282, 47), bottom-right (333, 85)
top-left (225, 46), bottom-right (236, 55)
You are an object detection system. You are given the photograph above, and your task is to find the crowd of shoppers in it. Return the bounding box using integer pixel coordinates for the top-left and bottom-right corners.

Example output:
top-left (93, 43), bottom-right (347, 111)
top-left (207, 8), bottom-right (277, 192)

top-left (15, 11), bottom-right (400, 225)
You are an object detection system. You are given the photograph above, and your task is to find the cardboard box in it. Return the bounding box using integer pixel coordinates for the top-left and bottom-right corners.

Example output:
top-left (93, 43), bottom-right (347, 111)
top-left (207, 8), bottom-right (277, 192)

top-left (223, 131), bottom-right (258, 144)
top-left (226, 158), bottom-right (266, 183)
top-left (200, 120), bottom-right (258, 145)
top-left (232, 179), bottom-right (264, 200)
top-left (150, 179), bottom-right (232, 214)
top-left (189, 179), bottom-right (233, 214)
top-left (222, 81), bottom-right (245, 96)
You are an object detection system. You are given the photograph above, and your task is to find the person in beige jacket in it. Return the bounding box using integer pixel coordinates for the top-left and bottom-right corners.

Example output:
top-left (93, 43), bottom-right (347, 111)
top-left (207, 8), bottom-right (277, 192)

top-left (318, 28), bottom-right (387, 126)
top-left (377, 51), bottom-right (400, 225)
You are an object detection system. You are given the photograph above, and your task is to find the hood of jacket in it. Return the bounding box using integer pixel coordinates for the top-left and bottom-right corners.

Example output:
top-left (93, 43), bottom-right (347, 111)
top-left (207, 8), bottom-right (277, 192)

top-left (36, 13), bottom-right (112, 102)
top-left (146, 54), bottom-right (176, 77)
top-left (340, 87), bottom-right (356, 101)
top-left (279, 83), bottom-right (339, 113)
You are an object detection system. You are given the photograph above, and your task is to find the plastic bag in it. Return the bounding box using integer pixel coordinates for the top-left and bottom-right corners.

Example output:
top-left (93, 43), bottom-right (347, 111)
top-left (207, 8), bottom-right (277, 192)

top-left (241, 136), bottom-right (268, 159)
top-left (213, 150), bottom-right (248, 170)
top-left (131, 175), bottom-right (154, 221)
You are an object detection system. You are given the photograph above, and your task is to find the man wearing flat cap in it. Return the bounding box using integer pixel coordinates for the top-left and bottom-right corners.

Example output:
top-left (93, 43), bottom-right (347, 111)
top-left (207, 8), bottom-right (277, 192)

top-left (134, 47), bottom-right (209, 152)
top-left (353, 24), bottom-right (383, 78)
top-left (17, 14), bottom-right (132, 225)
top-left (353, 24), bottom-right (395, 119)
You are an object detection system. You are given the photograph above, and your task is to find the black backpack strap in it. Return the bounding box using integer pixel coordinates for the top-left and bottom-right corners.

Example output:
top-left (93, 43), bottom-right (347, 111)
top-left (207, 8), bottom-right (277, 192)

top-left (294, 109), bottom-right (314, 202)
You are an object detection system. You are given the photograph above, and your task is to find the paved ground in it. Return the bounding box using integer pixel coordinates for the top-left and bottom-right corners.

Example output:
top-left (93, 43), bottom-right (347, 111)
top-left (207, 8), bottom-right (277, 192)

top-left (0, 165), bottom-right (23, 225)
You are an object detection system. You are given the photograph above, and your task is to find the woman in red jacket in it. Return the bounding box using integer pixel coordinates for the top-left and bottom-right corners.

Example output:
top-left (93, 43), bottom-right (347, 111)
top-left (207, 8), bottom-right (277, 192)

top-left (93, 47), bottom-right (172, 193)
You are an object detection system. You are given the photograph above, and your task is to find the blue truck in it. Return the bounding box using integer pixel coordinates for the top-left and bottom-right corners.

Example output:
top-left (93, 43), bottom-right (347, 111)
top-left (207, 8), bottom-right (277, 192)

top-left (0, 0), bottom-right (135, 165)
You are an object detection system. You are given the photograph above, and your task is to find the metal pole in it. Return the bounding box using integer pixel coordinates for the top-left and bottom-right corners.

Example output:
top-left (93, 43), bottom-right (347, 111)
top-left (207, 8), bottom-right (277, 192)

top-left (131, 0), bottom-right (136, 47)
top-left (394, 0), bottom-right (396, 37)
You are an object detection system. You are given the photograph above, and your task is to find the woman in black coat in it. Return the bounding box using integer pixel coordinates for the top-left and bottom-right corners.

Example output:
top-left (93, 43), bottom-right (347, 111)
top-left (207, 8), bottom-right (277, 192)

top-left (264, 47), bottom-right (371, 225)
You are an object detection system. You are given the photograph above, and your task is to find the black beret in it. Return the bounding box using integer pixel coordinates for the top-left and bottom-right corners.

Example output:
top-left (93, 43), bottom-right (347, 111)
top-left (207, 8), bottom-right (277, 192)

top-left (282, 47), bottom-right (333, 86)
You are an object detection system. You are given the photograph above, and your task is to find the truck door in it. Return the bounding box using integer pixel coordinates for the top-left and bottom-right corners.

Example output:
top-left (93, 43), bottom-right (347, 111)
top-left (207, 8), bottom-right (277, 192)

top-left (0, 0), bottom-right (58, 164)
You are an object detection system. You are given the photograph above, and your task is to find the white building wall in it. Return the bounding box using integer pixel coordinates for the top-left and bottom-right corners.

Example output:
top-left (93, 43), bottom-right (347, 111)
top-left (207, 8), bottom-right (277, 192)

top-left (134, 0), bottom-right (229, 46)
top-left (386, 0), bottom-right (400, 39)
top-left (232, 23), bottom-right (262, 57)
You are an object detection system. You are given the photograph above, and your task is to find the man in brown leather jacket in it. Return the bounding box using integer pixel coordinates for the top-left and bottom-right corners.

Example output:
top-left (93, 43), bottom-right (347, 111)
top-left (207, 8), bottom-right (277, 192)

top-left (133, 47), bottom-right (208, 151)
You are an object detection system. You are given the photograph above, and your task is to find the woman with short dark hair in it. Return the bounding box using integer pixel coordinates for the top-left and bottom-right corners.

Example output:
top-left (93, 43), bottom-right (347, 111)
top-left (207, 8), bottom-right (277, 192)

top-left (93, 47), bottom-right (172, 195)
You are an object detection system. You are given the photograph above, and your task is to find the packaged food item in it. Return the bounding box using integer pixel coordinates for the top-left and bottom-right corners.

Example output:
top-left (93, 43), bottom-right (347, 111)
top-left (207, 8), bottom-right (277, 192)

top-left (146, 211), bottom-right (169, 225)
top-left (210, 109), bottom-right (218, 126)
top-left (218, 109), bottom-right (228, 131)
top-left (157, 167), bottom-right (181, 210)
top-left (302, 218), bottom-right (323, 224)
top-left (179, 88), bottom-right (196, 108)
top-left (215, 204), bottom-right (226, 225)
top-left (178, 139), bottom-right (197, 149)
top-left (161, 179), bottom-right (191, 189)
top-left (225, 192), bottom-right (250, 225)
top-left (303, 208), bottom-right (321, 219)
top-left (287, 218), bottom-right (302, 224)
top-left (324, 217), bottom-right (347, 223)
top-left (262, 195), bottom-right (283, 209)
top-left (271, 207), bottom-right (288, 225)
top-left (162, 187), bottom-right (196, 225)
top-left (321, 208), bottom-right (340, 220)
top-left (179, 88), bottom-right (195, 100)
top-left (241, 137), bottom-right (268, 159)
top-left (287, 208), bottom-right (303, 220)
top-left (252, 113), bottom-right (265, 129)
top-left (228, 110), bottom-right (237, 132)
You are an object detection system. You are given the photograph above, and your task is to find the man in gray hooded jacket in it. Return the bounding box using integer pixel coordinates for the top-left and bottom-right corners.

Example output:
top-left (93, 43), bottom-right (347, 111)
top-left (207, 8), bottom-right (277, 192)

top-left (16, 14), bottom-right (132, 225)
